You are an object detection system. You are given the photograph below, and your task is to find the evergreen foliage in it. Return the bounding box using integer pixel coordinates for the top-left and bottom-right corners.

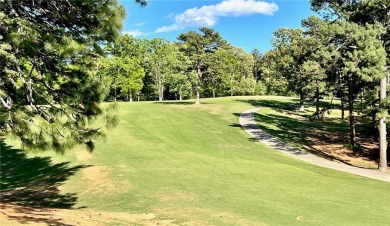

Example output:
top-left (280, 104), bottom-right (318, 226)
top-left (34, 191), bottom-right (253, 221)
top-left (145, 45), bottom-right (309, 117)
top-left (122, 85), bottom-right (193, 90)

top-left (0, 0), bottom-right (127, 152)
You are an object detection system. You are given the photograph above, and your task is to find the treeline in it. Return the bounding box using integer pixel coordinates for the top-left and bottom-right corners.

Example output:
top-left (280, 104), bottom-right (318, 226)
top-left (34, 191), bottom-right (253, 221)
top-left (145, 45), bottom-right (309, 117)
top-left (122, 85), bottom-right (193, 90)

top-left (254, 0), bottom-right (389, 171)
top-left (92, 0), bottom-right (388, 170)
top-left (96, 27), bottom-right (258, 103)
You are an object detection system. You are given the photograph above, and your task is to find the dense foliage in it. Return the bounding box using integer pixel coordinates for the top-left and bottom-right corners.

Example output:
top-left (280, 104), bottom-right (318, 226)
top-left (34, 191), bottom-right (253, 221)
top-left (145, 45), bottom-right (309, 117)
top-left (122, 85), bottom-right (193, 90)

top-left (0, 0), bottom-right (129, 152)
top-left (1, 0), bottom-right (387, 168)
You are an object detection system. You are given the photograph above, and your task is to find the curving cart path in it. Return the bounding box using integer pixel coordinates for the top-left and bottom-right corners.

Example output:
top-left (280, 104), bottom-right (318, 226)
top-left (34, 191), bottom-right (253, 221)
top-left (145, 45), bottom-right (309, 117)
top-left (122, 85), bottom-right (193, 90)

top-left (239, 107), bottom-right (390, 183)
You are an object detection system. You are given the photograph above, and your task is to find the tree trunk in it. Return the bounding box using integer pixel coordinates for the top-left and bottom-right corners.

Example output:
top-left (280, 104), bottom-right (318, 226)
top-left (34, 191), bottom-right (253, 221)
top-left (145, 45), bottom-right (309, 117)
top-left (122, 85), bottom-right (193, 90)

top-left (299, 92), bottom-right (304, 112)
top-left (128, 88), bottom-right (133, 102)
top-left (372, 112), bottom-right (378, 141)
top-left (212, 89), bottom-right (216, 98)
top-left (348, 74), bottom-right (355, 147)
top-left (137, 95), bottom-right (140, 102)
top-left (127, 87), bottom-right (131, 102)
top-left (341, 92), bottom-right (345, 120)
top-left (379, 75), bottom-right (388, 171)
top-left (158, 77), bottom-right (163, 102)
top-left (115, 67), bottom-right (119, 102)
top-left (230, 76), bottom-right (234, 97)
top-left (179, 87), bottom-right (182, 101)
top-left (254, 66), bottom-right (259, 81)
top-left (315, 82), bottom-right (320, 116)
top-left (114, 85), bottom-right (117, 102)
top-left (339, 71), bottom-right (345, 120)
top-left (360, 88), bottom-right (364, 114)
top-left (195, 65), bottom-right (201, 104)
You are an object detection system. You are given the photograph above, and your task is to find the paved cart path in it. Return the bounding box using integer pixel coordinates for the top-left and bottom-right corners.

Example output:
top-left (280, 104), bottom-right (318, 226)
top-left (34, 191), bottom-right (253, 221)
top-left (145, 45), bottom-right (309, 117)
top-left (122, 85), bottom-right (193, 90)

top-left (239, 107), bottom-right (390, 183)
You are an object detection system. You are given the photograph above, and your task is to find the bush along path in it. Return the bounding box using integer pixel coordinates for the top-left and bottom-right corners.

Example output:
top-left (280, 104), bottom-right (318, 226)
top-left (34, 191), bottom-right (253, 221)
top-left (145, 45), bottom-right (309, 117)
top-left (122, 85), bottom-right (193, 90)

top-left (239, 108), bottom-right (390, 183)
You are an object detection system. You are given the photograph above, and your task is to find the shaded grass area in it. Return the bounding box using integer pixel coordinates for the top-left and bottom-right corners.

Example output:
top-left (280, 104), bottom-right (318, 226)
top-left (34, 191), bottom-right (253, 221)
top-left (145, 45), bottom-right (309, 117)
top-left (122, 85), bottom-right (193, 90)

top-left (239, 98), bottom-right (387, 168)
top-left (2, 96), bottom-right (390, 225)
top-left (239, 99), bottom-right (347, 143)
top-left (0, 139), bottom-right (88, 225)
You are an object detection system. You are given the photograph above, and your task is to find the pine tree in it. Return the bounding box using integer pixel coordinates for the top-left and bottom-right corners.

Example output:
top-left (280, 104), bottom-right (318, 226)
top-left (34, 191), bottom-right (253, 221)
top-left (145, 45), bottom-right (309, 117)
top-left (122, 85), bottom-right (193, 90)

top-left (0, 0), bottom-right (144, 152)
top-left (177, 27), bottom-right (226, 104)
top-left (311, 0), bottom-right (389, 170)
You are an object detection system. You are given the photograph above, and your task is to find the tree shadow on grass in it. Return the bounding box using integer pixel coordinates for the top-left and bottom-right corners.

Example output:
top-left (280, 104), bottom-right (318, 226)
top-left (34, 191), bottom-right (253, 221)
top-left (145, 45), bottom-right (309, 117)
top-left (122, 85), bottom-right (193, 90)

top-left (0, 139), bottom-right (89, 225)
top-left (253, 113), bottom-right (387, 167)
top-left (233, 98), bottom-right (387, 167)
top-left (153, 101), bottom-right (197, 105)
top-left (237, 99), bottom-right (341, 115)
top-left (239, 99), bottom-right (297, 111)
top-left (252, 113), bottom-right (346, 147)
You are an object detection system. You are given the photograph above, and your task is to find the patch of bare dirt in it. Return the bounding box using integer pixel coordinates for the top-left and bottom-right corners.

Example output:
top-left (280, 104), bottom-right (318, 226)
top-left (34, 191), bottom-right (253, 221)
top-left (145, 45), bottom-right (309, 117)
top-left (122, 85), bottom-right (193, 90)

top-left (305, 129), bottom-right (385, 169)
top-left (0, 203), bottom-right (175, 226)
top-left (74, 150), bottom-right (134, 195)
top-left (80, 165), bottom-right (133, 195)
top-left (156, 192), bottom-right (195, 203)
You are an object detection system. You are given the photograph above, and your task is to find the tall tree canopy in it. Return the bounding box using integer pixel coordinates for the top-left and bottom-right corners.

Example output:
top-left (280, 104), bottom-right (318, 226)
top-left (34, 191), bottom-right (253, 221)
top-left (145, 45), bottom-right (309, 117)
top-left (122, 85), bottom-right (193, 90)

top-left (145, 38), bottom-right (179, 101)
top-left (0, 0), bottom-right (142, 152)
top-left (311, 0), bottom-right (389, 171)
top-left (105, 35), bottom-right (146, 102)
top-left (177, 27), bottom-right (226, 104)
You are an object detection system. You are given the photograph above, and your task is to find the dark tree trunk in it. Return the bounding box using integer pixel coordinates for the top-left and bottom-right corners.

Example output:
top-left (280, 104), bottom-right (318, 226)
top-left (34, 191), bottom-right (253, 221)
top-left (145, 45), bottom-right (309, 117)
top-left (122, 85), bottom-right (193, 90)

top-left (315, 81), bottom-right (320, 116)
top-left (359, 88), bottom-right (364, 114)
top-left (348, 74), bottom-right (355, 147)
top-left (339, 71), bottom-right (345, 120)
top-left (341, 92), bottom-right (345, 120)
top-left (299, 92), bottom-right (304, 112)
top-left (230, 76), bottom-right (234, 97)
top-left (114, 85), bottom-right (117, 102)
top-left (253, 66), bottom-right (259, 81)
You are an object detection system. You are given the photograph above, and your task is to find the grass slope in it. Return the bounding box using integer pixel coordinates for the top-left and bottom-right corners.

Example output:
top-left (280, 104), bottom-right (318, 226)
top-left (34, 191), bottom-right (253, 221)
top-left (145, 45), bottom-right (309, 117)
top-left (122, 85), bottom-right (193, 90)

top-left (2, 96), bottom-right (390, 225)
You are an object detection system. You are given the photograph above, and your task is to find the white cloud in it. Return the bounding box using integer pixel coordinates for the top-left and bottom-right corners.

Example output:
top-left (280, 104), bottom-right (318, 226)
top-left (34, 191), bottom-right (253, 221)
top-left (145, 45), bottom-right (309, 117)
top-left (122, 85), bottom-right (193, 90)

top-left (122, 29), bottom-right (145, 37)
top-left (155, 24), bottom-right (180, 33)
top-left (134, 22), bottom-right (145, 27)
top-left (155, 0), bottom-right (278, 33)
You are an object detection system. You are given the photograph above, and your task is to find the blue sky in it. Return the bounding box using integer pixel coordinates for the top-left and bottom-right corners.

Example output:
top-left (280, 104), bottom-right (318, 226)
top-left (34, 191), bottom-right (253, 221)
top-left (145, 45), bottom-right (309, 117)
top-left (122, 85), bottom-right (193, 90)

top-left (120, 0), bottom-right (315, 53)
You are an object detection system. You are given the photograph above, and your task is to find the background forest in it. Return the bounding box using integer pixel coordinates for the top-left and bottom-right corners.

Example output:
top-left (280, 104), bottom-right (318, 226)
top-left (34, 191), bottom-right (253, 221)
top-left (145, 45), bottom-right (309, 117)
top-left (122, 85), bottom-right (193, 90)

top-left (1, 0), bottom-right (389, 170)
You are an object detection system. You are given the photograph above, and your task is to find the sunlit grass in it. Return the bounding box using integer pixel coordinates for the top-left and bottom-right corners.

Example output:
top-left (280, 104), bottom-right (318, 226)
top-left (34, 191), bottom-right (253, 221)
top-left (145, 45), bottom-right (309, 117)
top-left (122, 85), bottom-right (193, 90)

top-left (3, 96), bottom-right (390, 225)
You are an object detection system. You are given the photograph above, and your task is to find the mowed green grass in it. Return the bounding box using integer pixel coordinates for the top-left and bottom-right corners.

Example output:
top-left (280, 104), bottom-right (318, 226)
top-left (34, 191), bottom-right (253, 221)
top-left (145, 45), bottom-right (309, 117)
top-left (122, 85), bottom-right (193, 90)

top-left (9, 96), bottom-right (390, 225)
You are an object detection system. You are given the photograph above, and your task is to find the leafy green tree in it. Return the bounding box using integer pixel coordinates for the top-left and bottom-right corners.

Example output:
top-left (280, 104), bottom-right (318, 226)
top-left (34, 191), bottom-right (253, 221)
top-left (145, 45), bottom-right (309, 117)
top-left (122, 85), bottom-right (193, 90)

top-left (271, 28), bottom-right (317, 111)
top-left (251, 48), bottom-right (263, 81)
top-left (257, 50), bottom-right (288, 95)
top-left (167, 50), bottom-right (195, 100)
top-left (0, 0), bottom-right (132, 152)
top-left (145, 38), bottom-right (178, 101)
top-left (301, 16), bottom-right (336, 118)
top-left (177, 27), bottom-right (226, 104)
top-left (104, 35), bottom-right (146, 102)
top-left (224, 46), bottom-right (255, 96)
top-left (207, 46), bottom-right (254, 97)
top-left (103, 56), bottom-right (144, 102)
top-left (118, 58), bottom-right (144, 102)
top-left (107, 34), bottom-right (147, 60)
top-left (300, 60), bottom-right (326, 117)
top-left (168, 72), bottom-right (196, 101)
